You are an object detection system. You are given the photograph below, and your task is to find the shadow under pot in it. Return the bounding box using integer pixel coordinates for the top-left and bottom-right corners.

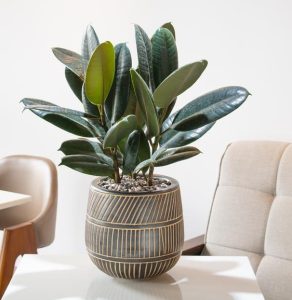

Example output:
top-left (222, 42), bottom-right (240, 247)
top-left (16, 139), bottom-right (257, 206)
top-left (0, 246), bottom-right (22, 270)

top-left (85, 175), bottom-right (184, 279)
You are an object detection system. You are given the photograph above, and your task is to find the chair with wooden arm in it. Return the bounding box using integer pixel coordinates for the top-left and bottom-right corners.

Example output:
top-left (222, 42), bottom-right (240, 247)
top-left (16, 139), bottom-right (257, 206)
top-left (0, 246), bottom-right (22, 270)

top-left (183, 141), bottom-right (292, 300)
top-left (0, 155), bottom-right (58, 298)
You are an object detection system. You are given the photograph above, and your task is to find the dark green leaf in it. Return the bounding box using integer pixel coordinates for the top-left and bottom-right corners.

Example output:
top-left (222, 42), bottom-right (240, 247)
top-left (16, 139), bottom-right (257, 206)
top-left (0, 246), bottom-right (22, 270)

top-left (81, 25), bottom-right (99, 62)
top-left (105, 43), bottom-right (132, 125)
top-left (134, 158), bottom-right (153, 174)
top-left (123, 130), bottom-right (141, 174)
top-left (85, 41), bottom-right (115, 105)
top-left (152, 27), bottom-right (178, 88)
top-left (137, 130), bottom-right (151, 174)
top-left (171, 86), bottom-right (250, 131)
top-left (161, 22), bottom-right (175, 39)
top-left (103, 115), bottom-right (137, 148)
top-left (130, 69), bottom-right (159, 137)
top-left (21, 98), bottom-right (97, 137)
top-left (134, 24), bottom-right (154, 90)
top-left (60, 155), bottom-right (114, 177)
top-left (52, 48), bottom-right (84, 79)
top-left (160, 123), bottom-right (215, 148)
top-left (153, 60), bottom-right (208, 108)
top-left (59, 139), bottom-right (113, 166)
top-left (154, 146), bottom-right (201, 166)
top-left (65, 68), bottom-right (83, 102)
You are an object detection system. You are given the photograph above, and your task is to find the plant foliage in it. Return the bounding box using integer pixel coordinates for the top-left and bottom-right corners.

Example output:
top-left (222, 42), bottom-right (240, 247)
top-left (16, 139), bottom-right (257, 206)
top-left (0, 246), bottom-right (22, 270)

top-left (22, 23), bottom-right (250, 185)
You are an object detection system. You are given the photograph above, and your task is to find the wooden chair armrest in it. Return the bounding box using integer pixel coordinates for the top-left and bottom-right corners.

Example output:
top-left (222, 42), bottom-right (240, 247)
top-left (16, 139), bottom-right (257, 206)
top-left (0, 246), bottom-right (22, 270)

top-left (182, 234), bottom-right (205, 256)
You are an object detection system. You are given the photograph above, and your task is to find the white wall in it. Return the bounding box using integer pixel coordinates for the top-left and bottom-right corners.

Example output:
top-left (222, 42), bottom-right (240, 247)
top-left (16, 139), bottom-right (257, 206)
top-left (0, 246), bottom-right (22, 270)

top-left (1, 0), bottom-right (291, 253)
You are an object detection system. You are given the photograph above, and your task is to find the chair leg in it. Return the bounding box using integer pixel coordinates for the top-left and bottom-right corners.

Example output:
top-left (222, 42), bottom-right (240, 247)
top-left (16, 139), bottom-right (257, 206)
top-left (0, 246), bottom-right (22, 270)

top-left (0, 222), bottom-right (37, 299)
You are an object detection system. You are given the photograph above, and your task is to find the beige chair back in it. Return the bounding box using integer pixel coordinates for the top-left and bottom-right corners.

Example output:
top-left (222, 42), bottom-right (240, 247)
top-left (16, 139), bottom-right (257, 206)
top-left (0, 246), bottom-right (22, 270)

top-left (0, 155), bottom-right (57, 248)
top-left (203, 141), bottom-right (292, 300)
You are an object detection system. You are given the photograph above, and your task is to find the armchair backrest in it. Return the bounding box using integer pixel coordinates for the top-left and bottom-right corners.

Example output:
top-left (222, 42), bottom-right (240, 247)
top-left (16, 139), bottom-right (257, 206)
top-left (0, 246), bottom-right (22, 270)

top-left (203, 141), bottom-right (292, 300)
top-left (0, 155), bottom-right (58, 248)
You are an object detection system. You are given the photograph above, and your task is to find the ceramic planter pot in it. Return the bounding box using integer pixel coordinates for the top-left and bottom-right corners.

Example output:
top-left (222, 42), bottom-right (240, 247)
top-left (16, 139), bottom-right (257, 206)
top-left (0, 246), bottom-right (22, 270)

top-left (85, 175), bottom-right (184, 279)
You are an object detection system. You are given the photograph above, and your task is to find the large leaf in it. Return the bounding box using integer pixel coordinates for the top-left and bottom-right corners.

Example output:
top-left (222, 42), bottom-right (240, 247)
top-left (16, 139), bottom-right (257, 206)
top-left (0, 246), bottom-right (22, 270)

top-left (85, 41), bottom-right (115, 105)
top-left (152, 27), bottom-right (178, 88)
top-left (153, 60), bottom-right (208, 108)
top-left (81, 25), bottom-right (99, 62)
top-left (21, 98), bottom-right (99, 137)
top-left (161, 22), bottom-right (176, 39)
top-left (137, 130), bottom-right (151, 173)
top-left (171, 86), bottom-right (250, 131)
top-left (60, 155), bottom-right (114, 177)
top-left (65, 68), bottom-right (83, 102)
top-left (123, 130), bottom-right (141, 174)
top-left (130, 69), bottom-right (159, 137)
top-left (134, 24), bottom-right (154, 90)
top-left (103, 115), bottom-right (137, 148)
top-left (105, 43), bottom-right (132, 125)
top-left (59, 139), bottom-right (113, 167)
top-left (52, 48), bottom-right (84, 79)
top-left (160, 123), bottom-right (215, 148)
top-left (134, 146), bottom-right (200, 172)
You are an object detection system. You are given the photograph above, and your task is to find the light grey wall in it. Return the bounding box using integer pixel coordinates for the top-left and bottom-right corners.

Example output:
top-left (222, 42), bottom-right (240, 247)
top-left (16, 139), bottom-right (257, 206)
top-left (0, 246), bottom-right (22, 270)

top-left (0, 0), bottom-right (291, 253)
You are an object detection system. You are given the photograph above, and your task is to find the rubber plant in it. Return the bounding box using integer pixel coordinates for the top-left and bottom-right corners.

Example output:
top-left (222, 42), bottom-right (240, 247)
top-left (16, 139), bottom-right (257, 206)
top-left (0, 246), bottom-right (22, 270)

top-left (21, 23), bottom-right (250, 186)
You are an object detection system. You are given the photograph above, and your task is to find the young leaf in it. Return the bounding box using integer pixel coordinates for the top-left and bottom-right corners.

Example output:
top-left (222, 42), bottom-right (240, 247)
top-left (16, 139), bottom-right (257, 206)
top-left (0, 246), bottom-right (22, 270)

top-left (105, 43), bottom-right (132, 125)
top-left (52, 48), bottom-right (84, 79)
top-left (123, 130), bottom-right (141, 174)
top-left (103, 115), bottom-right (137, 148)
top-left (65, 68), bottom-right (83, 102)
top-left (130, 69), bottom-right (159, 137)
top-left (153, 60), bottom-right (208, 108)
top-left (60, 155), bottom-right (114, 177)
top-left (152, 27), bottom-right (178, 88)
top-left (135, 24), bottom-right (154, 90)
top-left (171, 86), bottom-right (250, 131)
top-left (85, 41), bottom-right (115, 105)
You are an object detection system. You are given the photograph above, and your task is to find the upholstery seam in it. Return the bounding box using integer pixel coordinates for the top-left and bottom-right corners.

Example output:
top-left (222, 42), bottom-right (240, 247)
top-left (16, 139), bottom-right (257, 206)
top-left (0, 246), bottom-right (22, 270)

top-left (217, 184), bottom-right (274, 197)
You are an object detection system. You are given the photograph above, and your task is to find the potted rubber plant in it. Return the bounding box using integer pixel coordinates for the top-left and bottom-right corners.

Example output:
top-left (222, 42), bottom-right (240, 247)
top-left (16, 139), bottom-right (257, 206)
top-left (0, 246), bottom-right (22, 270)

top-left (21, 23), bottom-right (250, 279)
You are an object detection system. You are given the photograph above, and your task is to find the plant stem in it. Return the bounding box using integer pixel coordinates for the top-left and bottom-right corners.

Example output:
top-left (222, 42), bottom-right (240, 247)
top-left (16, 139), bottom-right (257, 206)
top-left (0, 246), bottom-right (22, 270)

top-left (148, 137), bottom-right (159, 186)
top-left (112, 147), bottom-right (121, 183)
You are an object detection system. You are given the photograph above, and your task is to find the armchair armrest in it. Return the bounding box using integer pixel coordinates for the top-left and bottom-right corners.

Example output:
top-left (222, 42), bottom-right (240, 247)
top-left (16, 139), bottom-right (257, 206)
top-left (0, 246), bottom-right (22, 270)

top-left (182, 234), bottom-right (205, 256)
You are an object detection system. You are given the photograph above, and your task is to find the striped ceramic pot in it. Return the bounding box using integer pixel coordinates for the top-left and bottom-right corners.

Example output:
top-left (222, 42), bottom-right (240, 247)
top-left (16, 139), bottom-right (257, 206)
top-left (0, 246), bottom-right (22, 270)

top-left (85, 175), bottom-right (184, 279)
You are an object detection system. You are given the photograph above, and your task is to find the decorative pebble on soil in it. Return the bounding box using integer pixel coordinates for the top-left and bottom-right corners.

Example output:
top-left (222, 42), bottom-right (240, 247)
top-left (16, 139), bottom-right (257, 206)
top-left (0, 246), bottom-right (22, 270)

top-left (98, 175), bottom-right (171, 193)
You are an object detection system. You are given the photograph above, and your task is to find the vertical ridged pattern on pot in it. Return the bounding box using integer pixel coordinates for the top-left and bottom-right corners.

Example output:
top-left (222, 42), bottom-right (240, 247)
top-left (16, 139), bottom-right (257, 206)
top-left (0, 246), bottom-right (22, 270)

top-left (85, 176), bottom-right (184, 279)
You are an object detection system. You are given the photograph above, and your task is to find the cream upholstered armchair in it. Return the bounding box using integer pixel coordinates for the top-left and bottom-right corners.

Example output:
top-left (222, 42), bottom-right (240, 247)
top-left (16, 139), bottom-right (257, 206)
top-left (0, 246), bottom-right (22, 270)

top-left (183, 141), bottom-right (292, 300)
top-left (0, 155), bottom-right (58, 298)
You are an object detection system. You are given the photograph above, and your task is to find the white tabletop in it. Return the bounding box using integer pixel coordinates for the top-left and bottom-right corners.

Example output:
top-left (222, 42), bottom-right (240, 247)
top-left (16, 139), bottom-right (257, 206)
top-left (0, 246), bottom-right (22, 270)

top-left (3, 255), bottom-right (264, 300)
top-left (0, 190), bottom-right (31, 210)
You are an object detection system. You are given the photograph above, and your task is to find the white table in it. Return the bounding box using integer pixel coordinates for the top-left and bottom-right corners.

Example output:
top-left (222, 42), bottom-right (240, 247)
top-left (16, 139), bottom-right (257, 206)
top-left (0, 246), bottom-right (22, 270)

top-left (0, 190), bottom-right (31, 210)
top-left (3, 255), bottom-right (264, 300)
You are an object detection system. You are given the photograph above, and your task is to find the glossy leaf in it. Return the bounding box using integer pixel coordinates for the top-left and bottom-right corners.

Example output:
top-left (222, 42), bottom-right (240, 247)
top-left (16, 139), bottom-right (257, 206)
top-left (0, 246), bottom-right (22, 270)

top-left (152, 27), bottom-right (178, 88)
top-left (65, 68), bottom-right (83, 102)
top-left (130, 69), bottom-right (159, 137)
top-left (60, 155), bottom-right (114, 177)
top-left (59, 139), bottom-right (113, 166)
top-left (161, 22), bottom-right (175, 39)
top-left (134, 158), bottom-right (153, 174)
top-left (21, 98), bottom-right (99, 137)
top-left (154, 146), bottom-right (201, 166)
top-left (81, 25), bottom-right (99, 61)
top-left (171, 86), bottom-right (250, 131)
top-left (103, 115), bottom-right (137, 148)
top-left (123, 130), bottom-right (141, 174)
top-left (52, 48), bottom-right (84, 79)
top-left (160, 123), bottom-right (215, 148)
top-left (105, 43), bottom-right (132, 125)
top-left (134, 24), bottom-right (154, 90)
top-left (153, 60), bottom-right (208, 108)
top-left (85, 42), bottom-right (115, 105)
top-left (81, 85), bottom-right (100, 117)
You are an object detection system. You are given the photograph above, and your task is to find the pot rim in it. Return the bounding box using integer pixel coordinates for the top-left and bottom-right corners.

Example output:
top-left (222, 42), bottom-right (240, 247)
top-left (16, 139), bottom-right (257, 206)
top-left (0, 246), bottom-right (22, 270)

top-left (90, 174), bottom-right (180, 195)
